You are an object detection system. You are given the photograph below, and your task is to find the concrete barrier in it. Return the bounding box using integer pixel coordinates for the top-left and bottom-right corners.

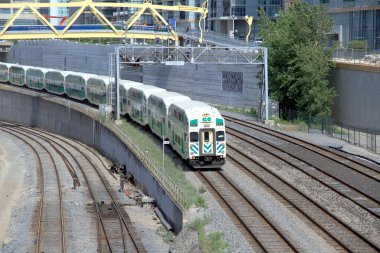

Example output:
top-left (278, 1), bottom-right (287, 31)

top-left (0, 85), bottom-right (183, 233)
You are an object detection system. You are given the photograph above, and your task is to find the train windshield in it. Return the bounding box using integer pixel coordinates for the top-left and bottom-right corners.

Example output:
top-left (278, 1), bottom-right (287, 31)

top-left (216, 131), bottom-right (225, 141)
top-left (190, 132), bottom-right (198, 142)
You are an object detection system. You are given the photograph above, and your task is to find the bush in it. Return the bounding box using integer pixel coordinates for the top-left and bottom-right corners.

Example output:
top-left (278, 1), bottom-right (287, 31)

top-left (195, 196), bottom-right (207, 208)
top-left (200, 231), bottom-right (229, 253)
top-left (348, 40), bottom-right (368, 49)
top-left (187, 215), bottom-right (211, 232)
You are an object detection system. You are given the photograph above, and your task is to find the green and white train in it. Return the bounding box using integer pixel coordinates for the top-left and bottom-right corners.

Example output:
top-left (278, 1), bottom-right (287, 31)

top-left (0, 62), bottom-right (226, 168)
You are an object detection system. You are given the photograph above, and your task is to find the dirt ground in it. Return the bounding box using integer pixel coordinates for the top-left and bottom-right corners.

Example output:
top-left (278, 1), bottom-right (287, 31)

top-left (0, 132), bottom-right (31, 246)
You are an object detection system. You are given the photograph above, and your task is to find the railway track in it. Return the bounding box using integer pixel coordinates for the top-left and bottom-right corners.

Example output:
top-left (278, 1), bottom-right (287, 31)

top-left (0, 123), bottom-right (66, 253)
top-left (196, 171), bottom-right (298, 252)
top-left (224, 115), bottom-right (380, 219)
top-left (224, 115), bottom-right (380, 179)
top-left (0, 122), bottom-right (145, 253)
top-left (227, 145), bottom-right (379, 252)
top-left (221, 115), bottom-right (380, 251)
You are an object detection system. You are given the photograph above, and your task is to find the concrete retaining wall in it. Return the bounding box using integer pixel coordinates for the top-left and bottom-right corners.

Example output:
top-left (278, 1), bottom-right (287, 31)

top-left (331, 63), bottom-right (380, 132)
top-left (0, 86), bottom-right (183, 232)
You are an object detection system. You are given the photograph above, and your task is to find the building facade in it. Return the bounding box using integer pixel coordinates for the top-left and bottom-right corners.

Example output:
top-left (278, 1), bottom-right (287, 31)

top-left (207, 0), bottom-right (380, 49)
top-left (306, 0), bottom-right (380, 50)
top-left (207, 0), bottom-right (281, 39)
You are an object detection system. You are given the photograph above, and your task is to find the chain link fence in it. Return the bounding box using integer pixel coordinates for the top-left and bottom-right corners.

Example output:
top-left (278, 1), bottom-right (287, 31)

top-left (280, 110), bottom-right (380, 154)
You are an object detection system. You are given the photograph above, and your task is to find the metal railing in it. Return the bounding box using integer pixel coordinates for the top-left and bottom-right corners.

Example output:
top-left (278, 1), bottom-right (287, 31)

top-left (104, 121), bottom-right (188, 210)
top-left (333, 48), bottom-right (380, 66)
top-left (176, 27), bottom-right (260, 47)
top-left (280, 110), bottom-right (380, 154)
top-left (50, 98), bottom-right (188, 210)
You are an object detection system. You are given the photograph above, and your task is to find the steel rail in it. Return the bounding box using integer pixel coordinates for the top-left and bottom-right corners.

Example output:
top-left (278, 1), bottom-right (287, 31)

top-left (228, 144), bottom-right (379, 252)
top-left (225, 127), bottom-right (380, 251)
top-left (198, 171), bottom-right (299, 252)
top-left (0, 125), bottom-right (66, 253)
top-left (18, 125), bottom-right (143, 252)
top-left (226, 126), bottom-right (380, 219)
top-left (224, 115), bottom-right (380, 181)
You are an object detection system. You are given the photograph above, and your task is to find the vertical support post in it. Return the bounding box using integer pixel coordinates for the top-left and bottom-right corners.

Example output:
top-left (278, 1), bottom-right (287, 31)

top-left (162, 135), bottom-right (165, 170)
top-left (264, 47), bottom-right (269, 121)
top-left (115, 46), bottom-right (121, 120)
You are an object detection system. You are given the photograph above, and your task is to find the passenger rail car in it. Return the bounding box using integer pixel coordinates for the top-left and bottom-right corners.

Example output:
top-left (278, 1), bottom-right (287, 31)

top-left (0, 62), bottom-right (226, 168)
top-left (168, 101), bottom-right (226, 168)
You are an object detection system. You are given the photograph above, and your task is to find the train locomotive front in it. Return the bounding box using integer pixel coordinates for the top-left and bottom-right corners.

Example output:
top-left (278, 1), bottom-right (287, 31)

top-left (169, 101), bottom-right (226, 168)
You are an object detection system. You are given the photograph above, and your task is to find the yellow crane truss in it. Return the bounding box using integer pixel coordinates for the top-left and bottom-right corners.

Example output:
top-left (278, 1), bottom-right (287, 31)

top-left (0, 0), bottom-right (208, 42)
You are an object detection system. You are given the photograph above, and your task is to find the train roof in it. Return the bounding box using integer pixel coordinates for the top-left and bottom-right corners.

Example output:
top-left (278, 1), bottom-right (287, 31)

top-left (129, 85), bottom-right (166, 97)
top-left (9, 64), bottom-right (29, 71)
top-left (149, 91), bottom-right (191, 106)
top-left (170, 101), bottom-right (222, 118)
top-left (88, 75), bottom-right (114, 83)
top-left (66, 72), bottom-right (96, 80)
top-left (119, 79), bottom-right (142, 86)
top-left (26, 66), bottom-right (51, 73)
top-left (119, 80), bottom-right (143, 90)
top-left (0, 62), bottom-right (14, 68)
top-left (45, 69), bottom-right (72, 76)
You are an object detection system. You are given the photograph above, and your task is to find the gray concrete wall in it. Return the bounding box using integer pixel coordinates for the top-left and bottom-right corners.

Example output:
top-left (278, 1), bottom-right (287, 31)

top-left (7, 40), bottom-right (263, 109)
top-left (331, 64), bottom-right (380, 132)
top-left (0, 87), bottom-right (183, 232)
top-left (8, 40), bottom-right (116, 76)
top-left (142, 64), bottom-right (261, 109)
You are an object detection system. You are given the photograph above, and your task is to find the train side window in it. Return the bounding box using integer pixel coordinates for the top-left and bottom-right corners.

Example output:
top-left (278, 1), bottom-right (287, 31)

top-left (184, 133), bottom-right (188, 142)
top-left (168, 121), bottom-right (171, 129)
top-left (128, 100), bottom-right (131, 106)
top-left (216, 131), bottom-right (225, 141)
top-left (204, 132), bottom-right (210, 142)
top-left (190, 132), bottom-right (198, 142)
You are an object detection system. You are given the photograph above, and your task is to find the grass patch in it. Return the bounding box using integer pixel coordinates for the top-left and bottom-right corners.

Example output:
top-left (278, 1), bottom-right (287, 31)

top-left (156, 225), bottom-right (175, 243)
top-left (199, 231), bottom-right (229, 253)
top-left (119, 121), bottom-right (200, 209)
top-left (214, 104), bottom-right (258, 118)
top-left (195, 196), bottom-right (207, 208)
top-left (187, 215), bottom-right (211, 233)
top-left (188, 216), bottom-right (229, 253)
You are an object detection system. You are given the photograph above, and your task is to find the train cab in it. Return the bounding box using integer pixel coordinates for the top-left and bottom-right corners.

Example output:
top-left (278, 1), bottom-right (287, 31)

top-left (168, 101), bottom-right (226, 168)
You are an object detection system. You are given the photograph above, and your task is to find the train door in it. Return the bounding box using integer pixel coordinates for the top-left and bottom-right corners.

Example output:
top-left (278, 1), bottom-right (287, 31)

top-left (200, 129), bottom-right (215, 155)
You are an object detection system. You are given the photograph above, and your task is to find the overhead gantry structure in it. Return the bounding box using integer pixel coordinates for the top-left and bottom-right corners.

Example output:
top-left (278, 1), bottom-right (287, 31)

top-left (0, 0), bottom-right (208, 43)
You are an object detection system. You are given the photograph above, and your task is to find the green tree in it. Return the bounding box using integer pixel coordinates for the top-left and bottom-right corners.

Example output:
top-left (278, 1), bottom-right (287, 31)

top-left (259, 1), bottom-right (336, 116)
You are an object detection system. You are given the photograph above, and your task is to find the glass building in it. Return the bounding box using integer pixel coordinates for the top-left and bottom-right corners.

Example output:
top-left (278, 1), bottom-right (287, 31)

top-left (306, 0), bottom-right (380, 49)
top-left (208, 0), bottom-right (281, 39)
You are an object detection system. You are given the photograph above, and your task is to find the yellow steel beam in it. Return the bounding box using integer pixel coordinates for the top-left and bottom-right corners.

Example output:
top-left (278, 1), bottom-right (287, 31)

top-left (124, 6), bottom-right (148, 31)
top-left (0, 0), bottom-right (207, 40)
top-left (88, 4), bottom-right (120, 35)
top-left (0, 6), bottom-right (25, 36)
top-left (148, 6), bottom-right (178, 41)
top-left (0, 1), bottom-right (207, 13)
top-left (0, 32), bottom-right (176, 40)
top-left (28, 4), bottom-right (59, 35)
top-left (61, 5), bottom-right (86, 35)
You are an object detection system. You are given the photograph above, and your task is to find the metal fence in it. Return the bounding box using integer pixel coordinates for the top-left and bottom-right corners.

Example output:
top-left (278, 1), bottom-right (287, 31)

top-left (280, 110), bottom-right (380, 154)
top-left (333, 48), bottom-right (380, 66)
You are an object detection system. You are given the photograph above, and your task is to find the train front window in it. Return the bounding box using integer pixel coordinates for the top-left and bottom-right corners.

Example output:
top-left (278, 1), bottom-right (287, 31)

top-left (204, 132), bottom-right (210, 142)
top-left (216, 131), bottom-right (225, 141)
top-left (190, 132), bottom-right (198, 142)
